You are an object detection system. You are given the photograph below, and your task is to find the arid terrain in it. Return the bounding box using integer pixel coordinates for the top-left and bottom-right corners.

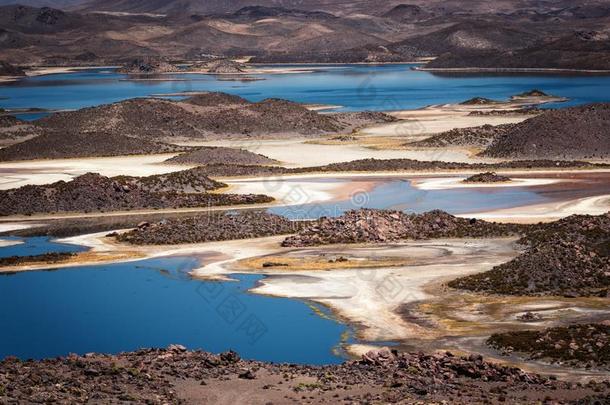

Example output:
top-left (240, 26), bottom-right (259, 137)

top-left (0, 3), bottom-right (609, 404)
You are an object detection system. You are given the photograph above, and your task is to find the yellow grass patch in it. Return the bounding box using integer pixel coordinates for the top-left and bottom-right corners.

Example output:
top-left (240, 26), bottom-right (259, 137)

top-left (235, 255), bottom-right (413, 272)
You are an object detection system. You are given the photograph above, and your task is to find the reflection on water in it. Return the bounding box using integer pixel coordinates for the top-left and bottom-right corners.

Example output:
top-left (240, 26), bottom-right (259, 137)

top-left (269, 179), bottom-right (549, 220)
top-left (2, 65), bottom-right (610, 117)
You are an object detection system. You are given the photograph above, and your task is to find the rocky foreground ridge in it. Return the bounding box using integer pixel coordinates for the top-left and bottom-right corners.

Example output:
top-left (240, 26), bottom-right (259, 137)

top-left (0, 170), bottom-right (272, 216)
top-left (1, 346), bottom-right (608, 404)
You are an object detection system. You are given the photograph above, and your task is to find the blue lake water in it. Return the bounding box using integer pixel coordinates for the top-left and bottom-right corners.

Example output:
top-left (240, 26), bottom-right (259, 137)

top-left (0, 249), bottom-right (349, 364)
top-left (269, 178), bottom-right (549, 220)
top-left (2, 64), bottom-right (610, 118)
top-left (0, 236), bottom-right (87, 259)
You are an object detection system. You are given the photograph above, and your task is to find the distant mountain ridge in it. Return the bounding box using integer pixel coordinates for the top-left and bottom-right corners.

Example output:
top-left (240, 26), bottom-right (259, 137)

top-left (1, 1), bottom-right (610, 68)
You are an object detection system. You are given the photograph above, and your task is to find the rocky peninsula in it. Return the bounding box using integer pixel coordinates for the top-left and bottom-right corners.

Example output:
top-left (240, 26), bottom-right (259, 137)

top-left (449, 213), bottom-right (610, 297)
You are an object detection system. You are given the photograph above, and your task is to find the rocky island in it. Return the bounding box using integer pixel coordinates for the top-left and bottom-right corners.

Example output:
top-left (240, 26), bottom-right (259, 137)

top-left (0, 170), bottom-right (273, 216)
top-left (463, 172), bottom-right (512, 183)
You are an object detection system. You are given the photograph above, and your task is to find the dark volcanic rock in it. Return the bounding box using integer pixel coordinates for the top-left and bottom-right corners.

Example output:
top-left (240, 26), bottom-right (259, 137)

top-left (282, 209), bottom-right (524, 247)
top-left (184, 92), bottom-right (249, 107)
top-left (482, 103), bottom-right (610, 160)
top-left (0, 347), bottom-right (605, 404)
top-left (460, 97), bottom-right (499, 105)
top-left (165, 146), bottom-right (278, 166)
top-left (0, 130), bottom-right (190, 161)
top-left (409, 124), bottom-right (513, 148)
top-left (36, 94), bottom-right (347, 140)
top-left (117, 58), bottom-right (180, 74)
top-left (488, 323), bottom-right (610, 370)
top-left (183, 158), bottom-right (608, 179)
top-left (449, 213), bottom-right (610, 297)
top-left (463, 172), bottom-right (512, 183)
top-left (0, 170), bottom-right (272, 216)
top-left (0, 252), bottom-right (75, 267)
top-left (0, 60), bottom-right (24, 76)
top-left (117, 211), bottom-right (304, 245)
top-left (200, 58), bottom-right (246, 73)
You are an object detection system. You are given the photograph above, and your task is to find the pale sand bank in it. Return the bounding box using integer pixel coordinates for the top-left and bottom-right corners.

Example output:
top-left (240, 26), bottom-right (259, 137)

top-left (192, 238), bottom-right (520, 342)
top-left (464, 194), bottom-right (610, 223)
top-left (0, 223), bottom-right (42, 233)
top-left (26, 66), bottom-right (119, 77)
top-left (411, 177), bottom-right (562, 190)
top-left (0, 238), bottom-right (23, 248)
top-left (189, 138), bottom-right (476, 166)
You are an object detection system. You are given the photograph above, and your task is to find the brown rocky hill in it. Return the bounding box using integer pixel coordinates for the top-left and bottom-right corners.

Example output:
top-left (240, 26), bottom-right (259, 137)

top-left (449, 213), bottom-right (610, 297)
top-left (0, 171), bottom-right (272, 216)
top-left (117, 211), bottom-right (303, 245)
top-left (166, 146), bottom-right (278, 166)
top-left (35, 93), bottom-right (375, 141)
top-left (0, 60), bottom-right (24, 76)
top-left (426, 30), bottom-right (610, 70)
top-left (389, 20), bottom-right (539, 56)
top-left (282, 209), bottom-right (524, 247)
top-left (0, 130), bottom-right (189, 161)
top-left (482, 103), bottom-right (610, 160)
